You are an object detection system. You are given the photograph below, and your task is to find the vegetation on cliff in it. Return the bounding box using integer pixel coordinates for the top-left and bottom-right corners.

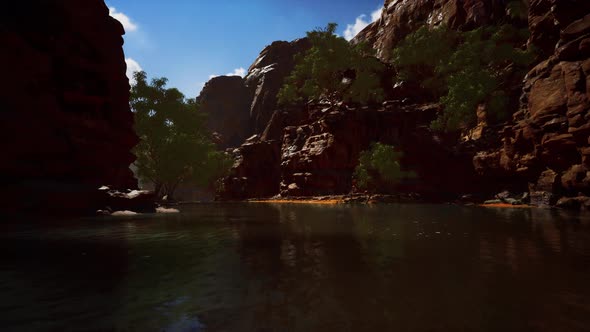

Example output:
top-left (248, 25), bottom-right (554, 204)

top-left (131, 71), bottom-right (232, 200)
top-left (278, 23), bottom-right (384, 105)
top-left (392, 24), bottom-right (535, 131)
top-left (353, 143), bottom-right (416, 193)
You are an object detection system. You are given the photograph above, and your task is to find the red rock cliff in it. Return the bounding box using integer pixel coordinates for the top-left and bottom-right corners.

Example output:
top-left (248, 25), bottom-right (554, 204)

top-left (1, 0), bottom-right (139, 215)
top-left (214, 0), bottom-right (590, 207)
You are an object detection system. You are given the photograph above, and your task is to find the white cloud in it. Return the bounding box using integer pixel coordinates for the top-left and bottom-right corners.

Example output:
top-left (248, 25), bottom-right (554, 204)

top-left (207, 67), bottom-right (247, 81)
top-left (125, 58), bottom-right (142, 85)
top-left (227, 67), bottom-right (247, 77)
top-left (109, 6), bottom-right (138, 33)
top-left (343, 6), bottom-right (383, 41)
top-left (371, 7), bottom-right (383, 22)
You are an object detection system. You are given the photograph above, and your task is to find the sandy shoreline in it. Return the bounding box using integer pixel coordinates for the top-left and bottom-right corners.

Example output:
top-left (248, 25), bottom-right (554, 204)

top-left (249, 199), bottom-right (343, 205)
top-left (247, 197), bottom-right (536, 209)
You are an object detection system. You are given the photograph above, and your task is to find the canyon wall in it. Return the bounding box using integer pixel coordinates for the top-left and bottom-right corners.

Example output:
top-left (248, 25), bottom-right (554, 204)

top-left (210, 0), bottom-right (590, 206)
top-left (1, 0), bottom-right (141, 215)
top-left (199, 39), bottom-right (311, 149)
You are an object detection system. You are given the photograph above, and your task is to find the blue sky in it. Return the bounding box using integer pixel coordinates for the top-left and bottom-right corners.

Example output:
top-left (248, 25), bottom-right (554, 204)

top-left (107, 0), bottom-right (384, 98)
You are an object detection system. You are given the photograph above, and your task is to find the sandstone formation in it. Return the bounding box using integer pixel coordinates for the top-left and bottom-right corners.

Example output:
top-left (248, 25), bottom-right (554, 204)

top-left (528, 0), bottom-right (590, 57)
top-left (352, 0), bottom-right (523, 61)
top-left (1, 0), bottom-right (143, 216)
top-left (277, 102), bottom-right (480, 198)
top-left (475, 11), bottom-right (590, 207)
top-left (245, 39), bottom-right (311, 134)
top-left (218, 136), bottom-right (282, 200)
top-left (199, 39), bottom-right (310, 149)
top-left (220, 99), bottom-right (487, 201)
top-left (214, 0), bottom-right (590, 208)
top-left (197, 76), bottom-right (251, 148)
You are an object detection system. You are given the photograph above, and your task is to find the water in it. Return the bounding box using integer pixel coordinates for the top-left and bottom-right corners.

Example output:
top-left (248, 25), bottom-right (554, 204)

top-left (1, 203), bottom-right (590, 332)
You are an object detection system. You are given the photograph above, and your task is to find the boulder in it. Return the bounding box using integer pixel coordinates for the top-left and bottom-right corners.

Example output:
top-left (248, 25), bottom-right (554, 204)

top-left (556, 196), bottom-right (590, 211)
top-left (99, 187), bottom-right (157, 214)
top-left (529, 170), bottom-right (561, 207)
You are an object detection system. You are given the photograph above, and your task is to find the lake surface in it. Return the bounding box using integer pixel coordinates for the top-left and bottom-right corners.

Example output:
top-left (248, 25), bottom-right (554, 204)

top-left (1, 203), bottom-right (590, 332)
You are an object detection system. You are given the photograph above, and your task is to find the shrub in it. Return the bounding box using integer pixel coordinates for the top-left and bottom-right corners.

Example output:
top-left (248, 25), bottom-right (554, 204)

top-left (353, 143), bottom-right (416, 192)
top-left (278, 23), bottom-right (384, 105)
top-left (392, 21), bottom-right (535, 132)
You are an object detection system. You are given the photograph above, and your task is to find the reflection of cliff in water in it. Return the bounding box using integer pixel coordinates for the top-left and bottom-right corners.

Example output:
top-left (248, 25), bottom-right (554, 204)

top-left (2, 204), bottom-right (590, 331)
top-left (230, 204), bottom-right (590, 331)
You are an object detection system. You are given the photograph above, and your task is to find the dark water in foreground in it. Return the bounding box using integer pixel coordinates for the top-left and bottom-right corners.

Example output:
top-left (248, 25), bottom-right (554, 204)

top-left (1, 203), bottom-right (590, 332)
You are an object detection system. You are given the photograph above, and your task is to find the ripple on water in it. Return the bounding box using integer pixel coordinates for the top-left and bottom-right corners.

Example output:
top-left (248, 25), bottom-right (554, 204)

top-left (1, 203), bottom-right (590, 331)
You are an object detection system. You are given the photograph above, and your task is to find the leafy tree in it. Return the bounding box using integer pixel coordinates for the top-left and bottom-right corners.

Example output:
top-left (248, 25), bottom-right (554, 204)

top-left (278, 23), bottom-right (384, 105)
top-left (392, 23), bottom-right (535, 132)
top-left (353, 143), bottom-right (416, 193)
top-left (131, 71), bottom-right (232, 200)
top-left (391, 25), bottom-right (457, 98)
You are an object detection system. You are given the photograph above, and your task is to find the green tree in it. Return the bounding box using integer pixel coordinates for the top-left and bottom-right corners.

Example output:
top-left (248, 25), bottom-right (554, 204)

top-left (278, 23), bottom-right (384, 105)
top-left (391, 25), bottom-right (457, 98)
top-left (392, 23), bottom-right (535, 132)
top-left (353, 143), bottom-right (416, 193)
top-left (131, 71), bottom-right (231, 200)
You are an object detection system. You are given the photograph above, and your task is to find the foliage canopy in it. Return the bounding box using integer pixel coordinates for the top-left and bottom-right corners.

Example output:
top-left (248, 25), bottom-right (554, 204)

top-left (353, 143), bottom-right (416, 193)
top-left (278, 23), bottom-right (385, 105)
top-left (131, 71), bottom-right (232, 199)
top-left (392, 23), bottom-right (535, 131)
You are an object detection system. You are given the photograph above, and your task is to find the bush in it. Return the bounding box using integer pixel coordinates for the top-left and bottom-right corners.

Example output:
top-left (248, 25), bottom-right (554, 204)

top-left (131, 71), bottom-right (232, 199)
top-left (278, 23), bottom-right (384, 105)
top-left (392, 21), bottom-right (535, 132)
top-left (353, 143), bottom-right (416, 192)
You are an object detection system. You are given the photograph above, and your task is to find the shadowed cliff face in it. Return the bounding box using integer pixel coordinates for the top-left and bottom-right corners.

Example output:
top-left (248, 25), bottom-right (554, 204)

top-left (197, 76), bottom-right (252, 149)
top-left (216, 0), bottom-right (590, 205)
top-left (528, 0), bottom-right (590, 57)
top-left (475, 10), bottom-right (590, 207)
top-left (1, 0), bottom-right (140, 215)
top-left (352, 0), bottom-right (516, 61)
top-left (198, 39), bottom-right (311, 149)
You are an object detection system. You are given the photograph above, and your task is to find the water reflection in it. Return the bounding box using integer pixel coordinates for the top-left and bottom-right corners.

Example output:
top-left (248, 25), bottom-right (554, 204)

top-left (0, 204), bottom-right (589, 331)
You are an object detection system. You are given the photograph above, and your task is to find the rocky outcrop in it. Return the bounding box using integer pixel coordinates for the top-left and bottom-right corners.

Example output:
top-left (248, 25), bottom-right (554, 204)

top-left (528, 0), bottom-right (590, 57)
top-left (217, 136), bottom-right (281, 200)
top-left (474, 11), bottom-right (590, 206)
top-left (280, 102), bottom-right (493, 199)
top-left (219, 100), bottom-right (488, 200)
top-left (352, 0), bottom-right (522, 61)
top-left (99, 186), bottom-right (157, 214)
top-left (197, 76), bottom-right (251, 148)
top-left (1, 0), bottom-right (141, 216)
top-left (245, 39), bottom-right (311, 134)
top-left (198, 39), bottom-right (311, 148)
top-left (218, 0), bottom-right (590, 206)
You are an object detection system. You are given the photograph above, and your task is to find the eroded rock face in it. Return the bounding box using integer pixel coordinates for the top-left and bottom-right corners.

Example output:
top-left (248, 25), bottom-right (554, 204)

top-left (475, 11), bottom-right (590, 206)
top-left (198, 38), bottom-right (311, 149)
top-left (198, 76), bottom-right (251, 149)
top-left (528, 0), bottom-right (590, 57)
top-left (1, 0), bottom-right (139, 216)
top-left (218, 0), bottom-right (590, 205)
top-left (245, 38), bottom-right (311, 134)
top-left (217, 136), bottom-right (281, 200)
top-left (219, 101), bottom-right (485, 200)
top-left (352, 0), bottom-right (517, 61)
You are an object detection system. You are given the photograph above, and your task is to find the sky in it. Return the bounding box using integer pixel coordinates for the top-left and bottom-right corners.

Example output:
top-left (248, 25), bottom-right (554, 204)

top-left (107, 0), bottom-right (384, 98)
